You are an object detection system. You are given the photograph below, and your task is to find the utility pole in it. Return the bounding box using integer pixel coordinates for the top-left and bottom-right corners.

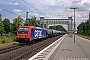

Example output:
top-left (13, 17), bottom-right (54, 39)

top-left (24, 12), bottom-right (29, 26)
top-left (26, 12), bottom-right (28, 24)
top-left (70, 7), bottom-right (78, 43)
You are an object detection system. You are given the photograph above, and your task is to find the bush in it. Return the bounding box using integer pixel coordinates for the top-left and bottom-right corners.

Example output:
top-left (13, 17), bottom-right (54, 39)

top-left (2, 40), bottom-right (5, 44)
top-left (12, 38), bottom-right (16, 42)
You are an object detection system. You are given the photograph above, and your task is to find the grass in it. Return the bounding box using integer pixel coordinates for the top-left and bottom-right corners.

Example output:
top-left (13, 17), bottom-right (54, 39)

top-left (0, 35), bottom-right (19, 48)
top-left (76, 34), bottom-right (90, 40)
top-left (0, 35), bottom-right (16, 44)
top-left (0, 42), bottom-right (18, 48)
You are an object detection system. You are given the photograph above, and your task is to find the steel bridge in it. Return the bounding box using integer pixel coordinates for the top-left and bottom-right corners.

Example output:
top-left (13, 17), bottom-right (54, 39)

top-left (40, 17), bottom-right (73, 32)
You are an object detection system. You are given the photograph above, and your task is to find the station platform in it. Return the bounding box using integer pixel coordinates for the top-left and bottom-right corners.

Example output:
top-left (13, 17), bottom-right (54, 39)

top-left (28, 34), bottom-right (90, 60)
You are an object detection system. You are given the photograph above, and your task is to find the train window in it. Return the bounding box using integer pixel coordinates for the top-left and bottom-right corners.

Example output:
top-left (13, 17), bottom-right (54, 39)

top-left (18, 28), bottom-right (28, 34)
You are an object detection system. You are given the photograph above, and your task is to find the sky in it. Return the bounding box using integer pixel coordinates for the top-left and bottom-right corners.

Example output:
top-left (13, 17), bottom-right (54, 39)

top-left (0, 0), bottom-right (90, 30)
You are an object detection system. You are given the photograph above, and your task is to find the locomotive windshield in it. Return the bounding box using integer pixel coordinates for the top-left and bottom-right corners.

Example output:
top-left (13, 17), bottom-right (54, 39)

top-left (18, 28), bottom-right (28, 34)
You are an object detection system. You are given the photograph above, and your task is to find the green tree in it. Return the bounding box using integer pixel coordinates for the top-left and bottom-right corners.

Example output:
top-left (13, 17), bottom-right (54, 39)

top-left (77, 22), bottom-right (85, 34)
top-left (13, 16), bottom-right (24, 33)
top-left (0, 14), bottom-right (4, 36)
top-left (49, 26), bottom-right (55, 29)
top-left (10, 23), bottom-right (13, 33)
top-left (86, 20), bottom-right (90, 35)
top-left (0, 14), bottom-right (2, 22)
top-left (0, 22), bottom-right (4, 35)
top-left (77, 19), bottom-right (90, 35)
top-left (27, 16), bottom-right (40, 27)
top-left (3, 18), bottom-right (10, 33)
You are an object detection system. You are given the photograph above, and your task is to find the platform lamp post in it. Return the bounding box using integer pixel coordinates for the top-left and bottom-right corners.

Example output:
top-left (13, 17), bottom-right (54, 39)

top-left (70, 7), bottom-right (78, 43)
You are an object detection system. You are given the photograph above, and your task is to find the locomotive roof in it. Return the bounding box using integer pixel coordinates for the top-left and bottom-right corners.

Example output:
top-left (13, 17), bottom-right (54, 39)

top-left (34, 27), bottom-right (43, 29)
top-left (19, 26), bottom-right (34, 28)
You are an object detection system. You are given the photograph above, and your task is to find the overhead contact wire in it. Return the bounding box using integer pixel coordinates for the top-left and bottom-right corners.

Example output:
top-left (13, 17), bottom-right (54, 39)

top-left (23, 0), bottom-right (46, 17)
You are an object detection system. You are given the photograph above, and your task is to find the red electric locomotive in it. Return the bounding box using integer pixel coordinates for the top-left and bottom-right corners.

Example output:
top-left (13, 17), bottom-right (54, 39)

top-left (16, 26), bottom-right (47, 43)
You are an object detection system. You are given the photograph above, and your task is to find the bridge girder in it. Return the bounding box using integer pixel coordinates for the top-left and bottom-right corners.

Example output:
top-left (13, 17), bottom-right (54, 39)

top-left (40, 17), bottom-right (73, 32)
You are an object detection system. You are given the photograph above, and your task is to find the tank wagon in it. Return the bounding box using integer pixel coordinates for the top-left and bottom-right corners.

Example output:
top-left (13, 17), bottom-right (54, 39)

top-left (46, 29), bottom-right (53, 37)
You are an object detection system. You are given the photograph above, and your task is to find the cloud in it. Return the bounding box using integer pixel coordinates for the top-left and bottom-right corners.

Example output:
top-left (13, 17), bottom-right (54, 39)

top-left (0, 8), bottom-right (2, 11)
top-left (7, 2), bottom-right (18, 5)
top-left (13, 9), bottom-right (25, 16)
top-left (72, 0), bottom-right (82, 3)
top-left (28, 13), bottom-right (39, 18)
top-left (31, 13), bottom-right (39, 17)
top-left (83, 2), bottom-right (90, 7)
top-left (13, 9), bottom-right (23, 13)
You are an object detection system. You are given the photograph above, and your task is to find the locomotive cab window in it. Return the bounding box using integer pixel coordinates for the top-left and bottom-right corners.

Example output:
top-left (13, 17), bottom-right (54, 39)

top-left (18, 28), bottom-right (28, 34)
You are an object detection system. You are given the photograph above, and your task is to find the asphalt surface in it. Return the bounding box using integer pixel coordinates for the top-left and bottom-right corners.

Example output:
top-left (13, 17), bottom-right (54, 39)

top-left (48, 35), bottom-right (90, 60)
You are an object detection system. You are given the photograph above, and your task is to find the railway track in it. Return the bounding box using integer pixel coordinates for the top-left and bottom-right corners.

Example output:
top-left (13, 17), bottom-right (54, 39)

top-left (0, 42), bottom-right (38, 54)
top-left (0, 44), bottom-right (22, 54)
top-left (0, 35), bottom-right (63, 60)
top-left (0, 38), bottom-right (44, 54)
top-left (13, 35), bottom-right (62, 60)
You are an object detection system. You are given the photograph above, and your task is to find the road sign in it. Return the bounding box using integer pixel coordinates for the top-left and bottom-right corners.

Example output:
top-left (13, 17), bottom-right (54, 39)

top-left (73, 27), bottom-right (76, 32)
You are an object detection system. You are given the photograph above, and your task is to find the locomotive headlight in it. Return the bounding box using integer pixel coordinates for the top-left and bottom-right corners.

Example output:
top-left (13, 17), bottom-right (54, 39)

top-left (18, 36), bottom-right (20, 38)
top-left (25, 36), bottom-right (28, 38)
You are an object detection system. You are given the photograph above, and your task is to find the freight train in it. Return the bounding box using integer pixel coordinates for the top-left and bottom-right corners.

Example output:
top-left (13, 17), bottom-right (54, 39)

top-left (16, 25), bottom-right (63, 43)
